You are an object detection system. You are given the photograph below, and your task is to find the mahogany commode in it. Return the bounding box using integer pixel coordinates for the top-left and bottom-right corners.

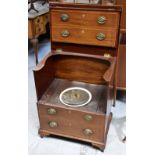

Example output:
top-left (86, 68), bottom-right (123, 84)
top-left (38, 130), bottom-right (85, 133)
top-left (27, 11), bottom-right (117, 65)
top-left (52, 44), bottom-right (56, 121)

top-left (33, 1), bottom-right (122, 152)
top-left (34, 52), bottom-right (116, 151)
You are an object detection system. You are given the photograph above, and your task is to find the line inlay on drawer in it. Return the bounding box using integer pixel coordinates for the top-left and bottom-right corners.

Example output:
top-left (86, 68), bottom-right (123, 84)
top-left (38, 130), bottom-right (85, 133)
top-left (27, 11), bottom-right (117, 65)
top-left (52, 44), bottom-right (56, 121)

top-left (52, 26), bottom-right (118, 47)
top-left (51, 10), bottom-right (120, 28)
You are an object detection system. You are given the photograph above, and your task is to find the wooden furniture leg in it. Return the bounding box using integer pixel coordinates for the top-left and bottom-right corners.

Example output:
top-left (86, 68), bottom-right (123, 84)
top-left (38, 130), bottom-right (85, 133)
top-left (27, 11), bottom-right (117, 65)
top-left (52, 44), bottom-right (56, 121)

top-left (31, 38), bottom-right (39, 65)
top-left (92, 143), bottom-right (105, 152)
top-left (39, 129), bottom-right (50, 138)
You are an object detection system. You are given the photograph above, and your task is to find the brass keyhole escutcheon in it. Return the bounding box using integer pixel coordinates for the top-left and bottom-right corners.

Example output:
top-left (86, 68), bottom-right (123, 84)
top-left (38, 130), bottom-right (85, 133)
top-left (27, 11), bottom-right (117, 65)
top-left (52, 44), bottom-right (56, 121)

top-left (84, 115), bottom-right (93, 121)
top-left (48, 121), bottom-right (58, 128)
top-left (61, 14), bottom-right (69, 22)
top-left (96, 33), bottom-right (106, 41)
top-left (97, 16), bottom-right (106, 24)
top-left (83, 128), bottom-right (93, 136)
top-left (61, 30), bottom-right (70, 37)
top-left (48, 108), bottom-right (57, 115)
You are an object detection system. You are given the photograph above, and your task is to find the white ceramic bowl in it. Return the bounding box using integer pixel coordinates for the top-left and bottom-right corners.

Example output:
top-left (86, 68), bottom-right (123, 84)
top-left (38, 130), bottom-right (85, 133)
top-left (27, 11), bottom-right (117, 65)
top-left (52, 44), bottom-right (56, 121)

top-left (59, 87), bottom-right (92, 107)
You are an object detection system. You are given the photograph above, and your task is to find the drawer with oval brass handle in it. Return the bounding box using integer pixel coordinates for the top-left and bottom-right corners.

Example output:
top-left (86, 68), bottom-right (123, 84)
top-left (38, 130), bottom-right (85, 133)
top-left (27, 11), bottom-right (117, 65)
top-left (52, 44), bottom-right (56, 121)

top-left (96, 33), bottom-right (106, 41)
top-left (47, 108), bottom-right (57, 115)
top-left (60, 14), bottom-right (69, 22)
top-left (84, 115), bottom-right (93, 121)
top-left (48, 121), bottom-right (58, 128)
top-left (83, 128), bottom-right (94, 136)
top-left (61, 30), bottom-right (70, 37)
top-left (97, 16), bottom-right (106, 25)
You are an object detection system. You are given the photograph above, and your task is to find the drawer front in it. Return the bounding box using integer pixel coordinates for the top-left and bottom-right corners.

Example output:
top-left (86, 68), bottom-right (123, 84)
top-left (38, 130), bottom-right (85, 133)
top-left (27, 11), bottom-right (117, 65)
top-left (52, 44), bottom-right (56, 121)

top-left (38, 104), bottom-right (105, 142)
top-left (34, 14), bottom-right (49, 37)
top-left (52, 26), bottom-right (118, 47)
top-left (51, 10), bottom-right (119, 28)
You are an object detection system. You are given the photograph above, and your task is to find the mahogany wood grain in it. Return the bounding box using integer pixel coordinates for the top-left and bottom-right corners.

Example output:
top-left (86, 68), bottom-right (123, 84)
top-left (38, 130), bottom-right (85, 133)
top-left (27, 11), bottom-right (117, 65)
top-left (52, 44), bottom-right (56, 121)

top-left (52, 42), bottom-right (116, 56)
top-left (49, 2), bottom-right (122, 12)
top-left (38, 112), bottom-right (112, 151)
top-left (52, 26), bottom-right (118, 47)
top-left (49, 2), bottom-right (122, 92)
top-left (34, 52), bottom-right (116, 86)
top-left (39, 78), bottom-right (107, 112)
top-left (115, 0), bottom-right (126, 30)
top-left (116, 44), bottom-right (126, 90)
top-left (38, 104), bottom-right (106, 142)
top-left (34, 2), bottom-right (122, 151)
top-left (33, 52), bottom-right (116, 151)
top-left (51, 10), bottom-right (119, 28)
top-left (115, 0), bottom-right (126, 89)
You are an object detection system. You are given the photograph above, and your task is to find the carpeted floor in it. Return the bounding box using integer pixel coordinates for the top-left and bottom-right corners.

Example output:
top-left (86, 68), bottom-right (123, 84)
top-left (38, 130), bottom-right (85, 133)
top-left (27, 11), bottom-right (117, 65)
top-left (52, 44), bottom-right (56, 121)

top-left (28, 37), bottom-right (126, 155)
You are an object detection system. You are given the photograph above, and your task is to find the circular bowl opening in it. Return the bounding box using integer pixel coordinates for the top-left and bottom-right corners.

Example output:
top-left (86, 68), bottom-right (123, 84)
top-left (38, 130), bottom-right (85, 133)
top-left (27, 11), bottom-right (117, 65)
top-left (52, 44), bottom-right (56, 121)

top-left (59, 87), bottom-right (92, 107)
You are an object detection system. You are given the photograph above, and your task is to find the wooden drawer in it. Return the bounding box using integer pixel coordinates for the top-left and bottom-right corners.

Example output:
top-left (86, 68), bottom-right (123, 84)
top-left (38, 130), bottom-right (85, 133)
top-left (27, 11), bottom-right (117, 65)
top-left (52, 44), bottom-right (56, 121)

top-left (34, 14), bottom-right (49, 37)
top-left (52, 26), bottom-right (118, 47)
top-left (51, 10), bottom-right (119, 28)
top-left (38, 104), bottom-right (105, 142)
top-left (35, 16), bottom-right (43, 25)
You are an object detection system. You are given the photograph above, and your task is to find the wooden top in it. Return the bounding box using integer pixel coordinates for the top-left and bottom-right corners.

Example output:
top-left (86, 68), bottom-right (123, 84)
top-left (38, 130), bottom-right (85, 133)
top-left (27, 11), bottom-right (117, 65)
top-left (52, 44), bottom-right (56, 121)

top-left (50, 1), bottom-right (122, 12)
top-left (28, 2), bottom-right (49, 19)
top-left (50, 0), bottom-right (100, 4)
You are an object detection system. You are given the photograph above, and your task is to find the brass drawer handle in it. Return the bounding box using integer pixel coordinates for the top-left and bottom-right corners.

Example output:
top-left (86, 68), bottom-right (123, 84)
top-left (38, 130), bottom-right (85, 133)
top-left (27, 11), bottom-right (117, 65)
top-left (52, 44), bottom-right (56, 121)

top-left (96, 33), bottom-right (106, 41)
top-left (83, 128), bottom-right (94, 136)
top-left (97, 16), bottom-right (106, 24)
top-left (61, 14), bottom-right (69, 22)
top-left (48, 121), bottom-right (58, 128)
top-left (48, 108), bottom-right (57, 115)
top-left (61, 30), bottom-right (70, 37)
top-left (84, 115), bottom-right (93, 121)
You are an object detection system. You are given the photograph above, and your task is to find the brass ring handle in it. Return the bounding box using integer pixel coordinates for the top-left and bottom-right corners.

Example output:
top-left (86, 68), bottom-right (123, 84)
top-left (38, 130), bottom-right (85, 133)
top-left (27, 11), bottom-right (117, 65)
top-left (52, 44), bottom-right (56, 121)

top-left (48, 108), bottom-right (57, 115)
top-left (96, 33), bottom-right (106, 41)
top-left (48, 121), bottom-right (58, 128)
top-left (61, 30), bottom-right (70, 37)
top-left (97, 16), bottom-right (106, 24)
top-left (84, 115), bottom-right (93, 121)
top-left (83, 128), bottom-right (94, 136)
top-left (61, 14), bottom-right (69, 22)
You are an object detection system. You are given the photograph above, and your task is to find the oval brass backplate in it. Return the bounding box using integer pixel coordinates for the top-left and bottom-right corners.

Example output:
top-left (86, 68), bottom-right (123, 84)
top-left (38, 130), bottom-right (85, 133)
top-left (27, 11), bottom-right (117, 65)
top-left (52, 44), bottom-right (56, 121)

top-left (48, 121), bottom-right (58, 128)
top-left (61, 30), bottom-right (70, 37)
top-left (84, 115), bottom-right (93, 121)
top-left (61, 14), bottom-right (69, 22)
top-left (97, 16), bottom-right (106, 24)
top-left (47, 108), bottom-right (57, 115)
top-left (83, 128), bottom-right (94, 136)
top-left (96, 33), bottom-right (106, 41)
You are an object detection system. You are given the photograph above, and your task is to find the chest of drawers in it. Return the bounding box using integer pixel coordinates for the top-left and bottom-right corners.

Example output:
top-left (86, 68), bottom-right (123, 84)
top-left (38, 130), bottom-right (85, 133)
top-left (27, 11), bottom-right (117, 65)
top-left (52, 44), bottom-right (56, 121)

top-left (51, 5), bottom-right (121, 48)
top-left (50, 3), bottom-right (121, 52)
top-left (34, 52), bottom-right (116, 151)
top-left (51, 9), bottom-right (119, 47)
